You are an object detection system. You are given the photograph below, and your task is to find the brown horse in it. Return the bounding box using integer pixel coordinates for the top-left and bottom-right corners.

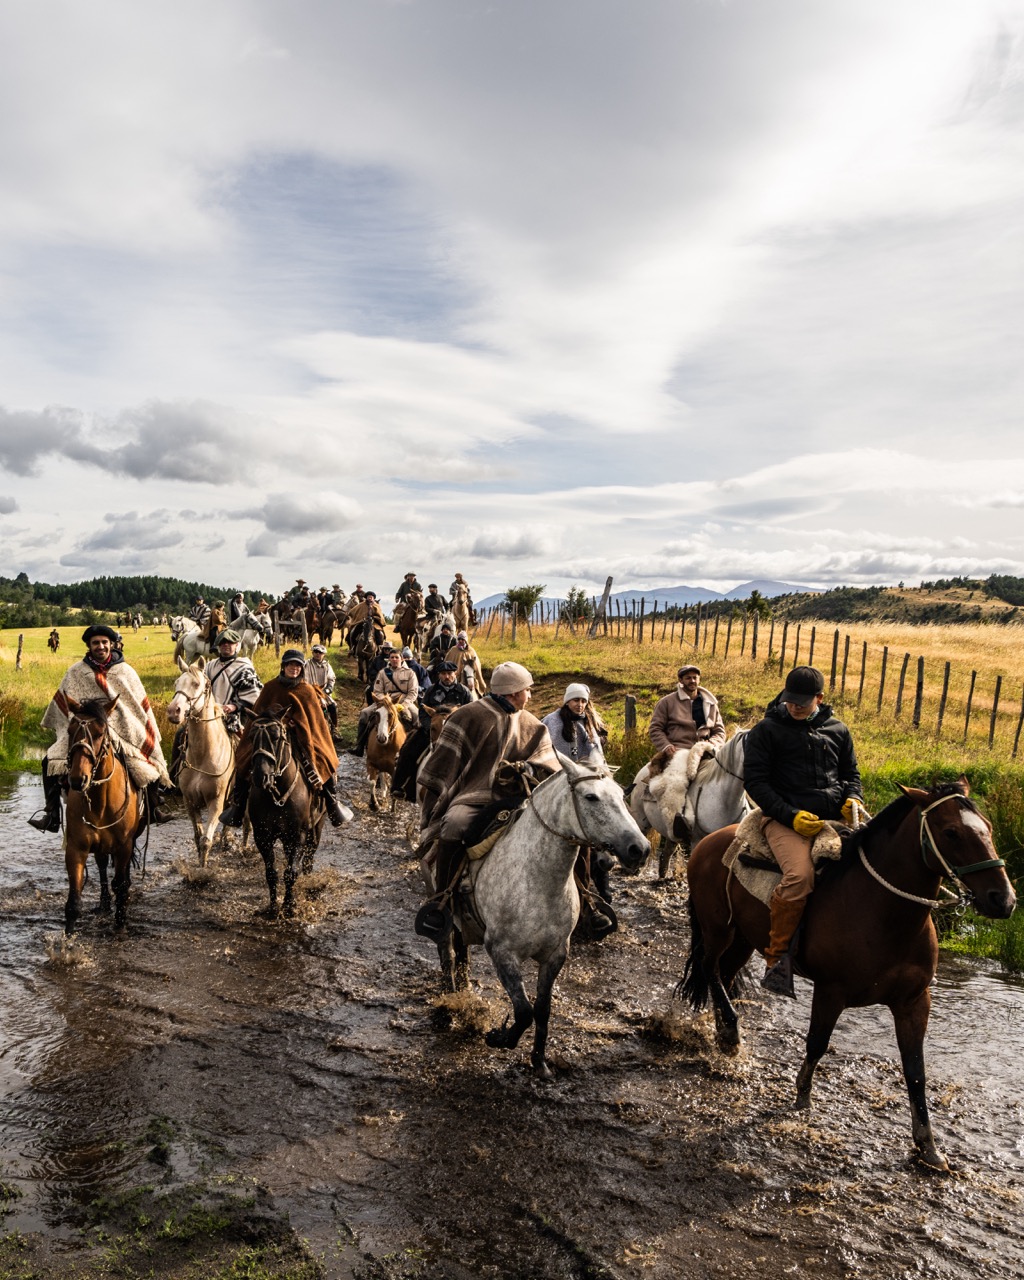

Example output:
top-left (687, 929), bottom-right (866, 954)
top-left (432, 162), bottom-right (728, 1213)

top-left (47, 630), bottom-right (60, 653)
top-left (63, 696), bottom-right (141, 932)
top-left (679, 780), bottom-right (1016, 1171)
top-left (393, 590), bottom-right (424, 654)
top-left (366, 693), bottom-right (409, 811)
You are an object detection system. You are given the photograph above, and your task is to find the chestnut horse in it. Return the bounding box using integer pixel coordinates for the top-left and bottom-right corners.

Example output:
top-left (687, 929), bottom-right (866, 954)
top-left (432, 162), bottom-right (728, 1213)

top-left (678, 780), bottom-right (1016, 1170)
top-left (366, 693), bottom-right (409, 812)
top-left (393, 590), bottom-right (424, 654)
top-left (63, 696), bottom-right (140, 932)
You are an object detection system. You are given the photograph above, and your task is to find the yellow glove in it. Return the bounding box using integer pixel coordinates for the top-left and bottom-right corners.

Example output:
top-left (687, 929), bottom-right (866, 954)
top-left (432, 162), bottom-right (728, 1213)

top-left (793, 810), bottom-right (825, 839)
top-left (841, 797), bottom-right (857, 825)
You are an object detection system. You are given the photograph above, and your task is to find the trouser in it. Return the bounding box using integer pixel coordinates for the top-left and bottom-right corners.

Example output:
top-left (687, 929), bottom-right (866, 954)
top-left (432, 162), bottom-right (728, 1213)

top-left (762, 819), bottom-right (815, 903)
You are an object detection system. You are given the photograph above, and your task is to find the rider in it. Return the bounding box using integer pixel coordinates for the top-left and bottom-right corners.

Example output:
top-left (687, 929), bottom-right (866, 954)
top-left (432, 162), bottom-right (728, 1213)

top-left (401, 646), bottom-right (431, 693)
top-left (29, 624), bottom-right (172, 833)
top-left (395, 572), bottom-right (423, 604)
top-left (423, 583), bottom-right (448, 618)
top-left (415, 661), bottom-right (562, 940)
top-left (350, 649), bottom-right (419, 757)
top-left (744, 665), bottom-right (864, 996)
top-left (345, 590), bottom-right (386, 644)
top-left (304, 644), bottom-right (339, 733)
top-left (453, 630), bottom-right (485, 695)
top-left (392, 660), bottom-right (472, 802)
top-left (449, 572), bottom-right (476, 625)
top-left (190, 595), bottom-right (212, 635)
top-left (648, 664), bottom-right (726, 756)
top-left (227, 592), bottom-right (250, 625)
top-left (218, 649), bottom-right (352, 828)
top-left (427, 622), bottom-right (457, 676)
top-left (169, 628), bottom-right (263, 787)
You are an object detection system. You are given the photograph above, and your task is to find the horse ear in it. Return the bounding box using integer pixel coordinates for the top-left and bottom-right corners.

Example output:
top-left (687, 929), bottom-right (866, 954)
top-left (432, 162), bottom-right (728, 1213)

top-left (423, 705), bottom-right (437, 718)
top-left (176, 654), bottom-right (188, 672)
top-left (197, 655), bottom-right (206, 671)
top-left (106, 694), bottom-right (120, 713)
top-left (896, 782), bottom-right (929, 802)
top-left (66, 695), bottom-right (82, 714)
top-left (555, 751), bottom-right (583, 777)
top-left (956, 774), bottom-right (971, 796)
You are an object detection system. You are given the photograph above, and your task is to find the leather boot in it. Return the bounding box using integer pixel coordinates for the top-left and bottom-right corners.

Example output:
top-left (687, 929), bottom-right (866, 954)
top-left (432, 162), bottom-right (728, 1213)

top-left (761, 889), bottom-right (807, 998)
top-left (147, 780), bottom-right (173, 825)
top-left (167, 727), bottom-right (185, 794)
top-left (348, 718), bottom-right (370, 757)
top-left (219, 776), bottom-right (250, 828)
top-left (323, 775), bottom-right (354, 827)
top-left (414, 839), bottom-right (465, 941)
top-left (27, 759), bottom-right (63, 832)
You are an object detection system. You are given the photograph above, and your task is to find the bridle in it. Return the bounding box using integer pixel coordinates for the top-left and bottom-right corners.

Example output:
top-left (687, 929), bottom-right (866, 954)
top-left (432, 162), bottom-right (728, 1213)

top-left (67, 714), bottom-right (133, 828)
top-left (529, 767), bottom-right (613, 849)
top-left (171, 673), bottom-right (232, 778)
top-left (858, 792), bottom-right (1005, 909)
top-left (250, 718), bottom-right (300, 807)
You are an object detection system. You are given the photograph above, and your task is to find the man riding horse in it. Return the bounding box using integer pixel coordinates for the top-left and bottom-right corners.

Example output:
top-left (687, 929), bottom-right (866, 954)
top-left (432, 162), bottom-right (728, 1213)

top-left (391, 660), bottom-right (472, 801)
top-left (415, 661), bottom-right (562, 941)
top-left (350, 649), bottom-right (419, 757)
top-left (345, 591), bottom-right (386, 647)
top-left (169, 629), bottom-right (262, 787)
top-left (219, 649), bottom-right (350, 829)
top-left (744, 665), bottom-right (864, 996)
top-left (29, 624), bottom-right (172, 833)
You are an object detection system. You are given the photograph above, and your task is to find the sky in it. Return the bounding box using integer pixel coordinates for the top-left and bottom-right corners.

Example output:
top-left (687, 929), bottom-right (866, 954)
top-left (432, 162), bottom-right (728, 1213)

top-left (2, 0), bottom-right (1023, 602)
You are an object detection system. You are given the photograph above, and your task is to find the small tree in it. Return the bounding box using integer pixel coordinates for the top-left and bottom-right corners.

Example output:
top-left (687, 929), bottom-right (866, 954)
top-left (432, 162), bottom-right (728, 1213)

top-left (560, 585), bottom-right (594, 625)
top-left (503, 584), bottom-right (546, 621)
top-left (745, 589), bottom-right (772, 621)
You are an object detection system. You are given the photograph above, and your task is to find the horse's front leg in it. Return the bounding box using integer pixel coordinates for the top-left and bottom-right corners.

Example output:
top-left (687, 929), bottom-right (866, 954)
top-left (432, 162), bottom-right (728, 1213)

top-left (95, 850), bottom-right (112, 914)
top-left (282, 843), bottom-right (300, 918)
top-left (484, 945), bottom-right (534, 1054)
top-left (111, 855), bottom-right (132, 930)
top-left (258, 839), bottom-right (279, 918)
top-left (795, 985), bottom-right (844, 1110)
top-left (64, 849), bottom-right (87, 933)
top-left (892, 988), bottom-right (948, 1172)
top-left (530, 945), bottom-right (569, 1081)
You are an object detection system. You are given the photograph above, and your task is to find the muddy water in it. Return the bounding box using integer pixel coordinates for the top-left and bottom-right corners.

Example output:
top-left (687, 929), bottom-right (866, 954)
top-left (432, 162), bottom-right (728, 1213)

top-left (2, 762), bottom-right (1023, 1279)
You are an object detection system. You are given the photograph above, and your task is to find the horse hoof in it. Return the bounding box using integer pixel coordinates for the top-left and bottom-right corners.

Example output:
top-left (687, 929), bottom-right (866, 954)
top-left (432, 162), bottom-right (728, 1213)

top-left (485, 1028), bottom-right (512, 1050)
top-left (914, 1146), bottom-right (950, 1175)
top-left (716, 1028), bottom-right (741, 1055)
top-left (532, 1059), bottom-right (554, 1082)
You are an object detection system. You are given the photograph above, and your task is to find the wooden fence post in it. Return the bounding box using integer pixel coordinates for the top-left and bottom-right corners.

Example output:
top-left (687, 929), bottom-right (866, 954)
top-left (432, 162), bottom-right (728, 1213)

top-left (895, 653), bottom-right (910, 719)
top-left (500, 609), bottom-right (507, 642)
top-left (936, 661), bottom-right (950, 738)
top-left (670, 615), bottom-right (676, 644)
top-left (624, 694), bottom-right (637, 744)
top-left (877, 646), bottom-right (888, 713)
top-left (272, 612), bottom-right (281, 657)
top-left (751, 612), bottom-right (758, 662)
top-left (712, 613), bottom-right (720, 656)
top-left (767, 617), bottom-right (775, 660)
top-left (808, 626), bottom-right (816, 667)
top-left (695, 602), bottom-right (703, 650)
top-left (963, 670), bottom-right (976, 741)
top-left (1013, 685), bottom-right (1024, 759)
top-left (989, 675), bottom-right (1002, 749)
top-left (724, 615), bottom-right (733, 658)
top-left (840, 634), bottom-right (850, 698)
top-left (912, 657), bottom-right (924, 728)
top-left (793, 624), bottom-right (801, 666)
top-left (829, 629), bottom-right (839, 690)
top-left (858, 641), bottom-right (867, 706)
top-left (15, 634), bottom-right (24, 670)
top-left (779, 620), bottom-right (789, 674)
top-left (680, 605), bottom-right (688, 647)
top-left (510, 609), bottom-right (518, 643)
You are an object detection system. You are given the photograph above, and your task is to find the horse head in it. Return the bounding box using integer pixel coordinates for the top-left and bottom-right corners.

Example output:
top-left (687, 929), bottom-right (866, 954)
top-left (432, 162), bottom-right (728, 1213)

top-left (66, 695), bottom-right (120, 790)
top-left (167, 660), bottom-right (212, 726)
top-left (896, 778), bottom-right (1016, 919)
top-left (423, 704), bottom-right (454, 744)
top-left (550, 754), bottom-right (651, 874)
top-left (371, 692), bottom-right (401, 743)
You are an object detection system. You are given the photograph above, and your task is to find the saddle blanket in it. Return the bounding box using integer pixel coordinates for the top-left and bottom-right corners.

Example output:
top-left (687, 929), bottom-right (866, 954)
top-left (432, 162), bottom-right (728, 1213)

top-left (645, 740), bottom-right (718, 832)
top-left (723, 808), bottom-right (844, 908)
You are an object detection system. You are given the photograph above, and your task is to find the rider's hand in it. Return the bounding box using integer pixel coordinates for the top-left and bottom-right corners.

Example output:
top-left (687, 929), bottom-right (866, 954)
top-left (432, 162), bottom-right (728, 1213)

top-left (793, 810), bottom-right (825, 839)
top-left (223, 703), bottom-right (236, 714)
top-left (841, 797), bottom-right (857, 825)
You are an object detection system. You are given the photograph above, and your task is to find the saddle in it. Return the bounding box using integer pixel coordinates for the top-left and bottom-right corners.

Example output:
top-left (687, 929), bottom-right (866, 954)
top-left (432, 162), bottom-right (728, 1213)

top-left (723, 809), bottom-right (846, 908)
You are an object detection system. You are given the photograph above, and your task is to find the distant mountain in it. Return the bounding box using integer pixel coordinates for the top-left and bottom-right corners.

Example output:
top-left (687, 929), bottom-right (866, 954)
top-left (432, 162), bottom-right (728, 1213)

top-left (724, 580), bottom-right (821, 600)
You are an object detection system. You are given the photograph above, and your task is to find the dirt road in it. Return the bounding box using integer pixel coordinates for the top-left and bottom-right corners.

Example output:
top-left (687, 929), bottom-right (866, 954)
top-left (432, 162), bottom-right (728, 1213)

top-left (1, 762), bottom-right (1022, 1278)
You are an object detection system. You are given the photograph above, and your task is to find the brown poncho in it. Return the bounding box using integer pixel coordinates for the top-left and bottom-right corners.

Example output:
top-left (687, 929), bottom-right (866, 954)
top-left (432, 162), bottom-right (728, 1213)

top-left (417, 695), bottom-right (561, 845)
top-left (235, 677), bottom-right (338, 784)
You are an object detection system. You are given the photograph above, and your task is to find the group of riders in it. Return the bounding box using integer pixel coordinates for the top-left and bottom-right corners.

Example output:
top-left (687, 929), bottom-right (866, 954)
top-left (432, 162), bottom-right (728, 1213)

top-left (29, 570), bottom-right (863, 997)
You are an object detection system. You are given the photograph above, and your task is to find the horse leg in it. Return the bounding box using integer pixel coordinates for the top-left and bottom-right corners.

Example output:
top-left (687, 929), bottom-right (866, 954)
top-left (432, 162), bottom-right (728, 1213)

top-left (484, 946), bottom-right (535, 1053)
top-left (64, 850), bottom-right (87, 933)
top-left (367, 765), bottom-right (379, 811)
top-left (530, 945), bottom-right (569, 1081)
top-left (112, 857), bottom-right (132, 930)
top-left (891, 990), bottom-right (947, 1172)
top-left (282, 843), bottom-right (300, 918)
top-left (95, 850), bottom-right (112, 914)
top-left (794, 985), bottom-right (845, 1110)
top-left (259, 839), bottom-right (279, 918)
top-left (453, 927), bottom-right (470, 991)
top-left (658, 838), bottom-right (678, 880)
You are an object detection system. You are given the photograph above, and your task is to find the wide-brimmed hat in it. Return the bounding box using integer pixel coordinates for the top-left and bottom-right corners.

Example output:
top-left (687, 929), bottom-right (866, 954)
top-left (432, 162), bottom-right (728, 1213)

top-left (781, 666), bottom-right (825, 706)
top-left (490, 661), bottom-right (534, 695)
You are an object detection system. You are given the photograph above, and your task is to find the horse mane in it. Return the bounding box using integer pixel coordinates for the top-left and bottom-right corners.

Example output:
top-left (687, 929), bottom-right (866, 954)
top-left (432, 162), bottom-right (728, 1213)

top-left (74, 698), bottom-right (112, 724)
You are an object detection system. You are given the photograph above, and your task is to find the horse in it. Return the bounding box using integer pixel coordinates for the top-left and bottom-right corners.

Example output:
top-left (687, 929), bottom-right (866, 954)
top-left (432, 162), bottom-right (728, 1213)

top-left (629, 729), bottom-right (749, 878)
top-left (170, 616), bottom-right (212, 665)
top-left (450, 584), bottom-right (471, 634)
top-left (63, 696), bottom-right (140, 932)
top-left (678, 779), bottom-right (1016, 1171)
top-left (247, 709), bottom-right (327, 918)
top-left (366, 693), bottom-right (408, 812)
top-left (47, 630), bottom-right (60, 654)
top-left (351, 617), bottom-right (381, 683)
top-left (166, 657), bottom-right (235, 866)
top-left (393, 591), bottom-right (424, 654)
top-left (422, 755), bottom-right (651, 1079)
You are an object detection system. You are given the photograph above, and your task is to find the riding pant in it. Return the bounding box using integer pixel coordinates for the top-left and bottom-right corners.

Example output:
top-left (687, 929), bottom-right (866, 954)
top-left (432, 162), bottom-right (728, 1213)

top-left (761, 818), bottom-right (815, 902)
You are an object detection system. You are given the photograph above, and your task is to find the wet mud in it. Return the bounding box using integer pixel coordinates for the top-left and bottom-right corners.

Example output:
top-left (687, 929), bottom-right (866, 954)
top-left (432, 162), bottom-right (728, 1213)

top-left (1, 762), bottom-right (1023, 1278)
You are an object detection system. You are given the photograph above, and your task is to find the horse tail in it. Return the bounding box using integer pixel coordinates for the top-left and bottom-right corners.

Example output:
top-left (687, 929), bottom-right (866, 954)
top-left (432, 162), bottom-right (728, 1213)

top-left (674, 897), bottom-right (711, 1011)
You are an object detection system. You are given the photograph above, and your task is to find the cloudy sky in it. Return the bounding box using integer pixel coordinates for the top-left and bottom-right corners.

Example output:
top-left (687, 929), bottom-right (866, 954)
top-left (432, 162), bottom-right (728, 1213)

top-left (2, 0), bottom-right (1023, 600)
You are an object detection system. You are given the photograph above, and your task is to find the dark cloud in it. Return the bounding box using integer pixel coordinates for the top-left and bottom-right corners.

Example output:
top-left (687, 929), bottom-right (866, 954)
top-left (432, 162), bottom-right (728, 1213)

top-left (0, 405), bottom-right (105, 476)
top-left (468, 530), bottom-right (549, 558)
top-left (260, 493), bottom-right (361, 535)
top-left (246, 530), bottom-right (280, 557)
top-left (0, 495), bottom-right (18, 514)
top-left (107, 401), bottom-right (257, 482)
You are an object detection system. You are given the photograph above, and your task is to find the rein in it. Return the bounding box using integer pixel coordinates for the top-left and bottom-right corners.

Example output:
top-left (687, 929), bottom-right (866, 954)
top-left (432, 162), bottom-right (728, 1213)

top-left (174, 677), bottom-right (234, 779)
top-left (250, 720), bottom-right (301, 807)
top-left (858, 793), bottom-right (1005, 909)
top-left (68, 719), bottom-right (134, 831)
top-left (529, 767), bottom-right (608, 848)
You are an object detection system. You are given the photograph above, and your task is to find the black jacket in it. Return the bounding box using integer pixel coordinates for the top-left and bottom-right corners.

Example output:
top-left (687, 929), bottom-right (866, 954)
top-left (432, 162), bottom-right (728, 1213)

top-left (743, 694), bottom-right (862, 828)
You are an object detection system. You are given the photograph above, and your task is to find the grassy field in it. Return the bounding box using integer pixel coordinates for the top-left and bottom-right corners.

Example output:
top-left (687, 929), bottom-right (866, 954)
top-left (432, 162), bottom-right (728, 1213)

top-left (2, 619), bottom-right (1022, 969)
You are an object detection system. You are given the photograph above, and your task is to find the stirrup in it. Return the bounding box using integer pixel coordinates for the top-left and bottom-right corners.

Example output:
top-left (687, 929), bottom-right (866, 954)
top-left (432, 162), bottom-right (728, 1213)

top-left (414, 900), bottom-right (453, 942)
top-left (28, 808), bottom-right (61, 833)
top-left (761, 953), bottom-right (796, 998)
top-left (219, 803), bottom-right (245, 828)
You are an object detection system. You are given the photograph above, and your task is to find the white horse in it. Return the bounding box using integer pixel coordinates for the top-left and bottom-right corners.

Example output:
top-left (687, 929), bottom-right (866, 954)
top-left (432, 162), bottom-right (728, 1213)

top-left (171, 616), bottom-right (260, 662)
top-left (166, 657), bottom-right (235, 865)
top-left (422, 754), bottom-right (650, 1079)
top-left (629, 728), bottom-right (750, 879)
